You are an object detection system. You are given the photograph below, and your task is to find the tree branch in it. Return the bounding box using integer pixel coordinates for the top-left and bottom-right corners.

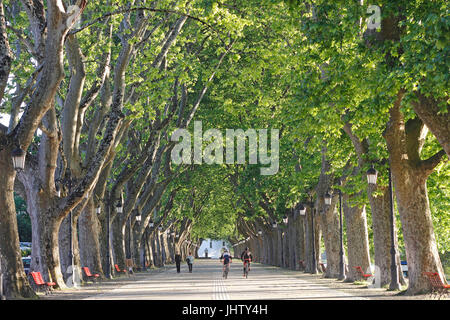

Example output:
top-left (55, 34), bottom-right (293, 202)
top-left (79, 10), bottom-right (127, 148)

top-left (420, 149), bottom-right (447, 176)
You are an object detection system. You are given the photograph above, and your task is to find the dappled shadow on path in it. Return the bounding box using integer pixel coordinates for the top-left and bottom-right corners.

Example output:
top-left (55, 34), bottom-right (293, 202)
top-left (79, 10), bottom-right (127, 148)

top-left (39, 260), bottom-right (440, 300)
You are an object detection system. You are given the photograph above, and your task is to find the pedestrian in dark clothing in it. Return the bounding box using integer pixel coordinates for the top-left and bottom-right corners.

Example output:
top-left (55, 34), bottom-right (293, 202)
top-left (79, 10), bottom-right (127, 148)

top-left (175, 252), bottom-right (182, 273)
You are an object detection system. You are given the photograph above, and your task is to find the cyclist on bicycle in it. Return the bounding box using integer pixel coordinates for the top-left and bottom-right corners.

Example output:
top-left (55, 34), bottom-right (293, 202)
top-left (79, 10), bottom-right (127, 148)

top-left (220, 249), bottom-right (232, 278)
top-left (240, 247), bottom-right (253, 277)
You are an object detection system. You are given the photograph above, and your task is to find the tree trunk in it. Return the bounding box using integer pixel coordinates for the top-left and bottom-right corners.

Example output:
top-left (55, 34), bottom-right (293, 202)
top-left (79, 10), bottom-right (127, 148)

top-left (294, 213), bottom-right (305, 270)
top-left (0, 151), bottom-right (36, 298)
top-left (391, 167), bottom-right (444, 293)
top-left (343, 197), bottom-right (371, 282)
top-left (411, 93), bottom-right (450, 158)
top-left (38, 212), bottom-right (67, 289)
top-left (276, 229), bottom-right (282, 267)
top-left (58, 206), bottom-right (83, 285)
top-left (79, 200), bottom-right (104, 276)
top-left (304, 207), bottom-right (319, 274)
top-left (132, 226), bottom-right (141, 270)
top-left (384, 96), bottom-right (446, 294)
top-left (368, 184), bottom-right (406, 287)
top-left (343, 120), bottom-right (405, 285)
top-left (319, 199), bottom-right (342, 278)
top-left (111, 217), bottom-right (126, 270)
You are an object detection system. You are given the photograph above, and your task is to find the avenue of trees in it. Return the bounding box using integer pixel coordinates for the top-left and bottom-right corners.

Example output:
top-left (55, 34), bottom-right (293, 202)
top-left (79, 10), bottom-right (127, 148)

top-left (0, 0), bottom-right (448, 299)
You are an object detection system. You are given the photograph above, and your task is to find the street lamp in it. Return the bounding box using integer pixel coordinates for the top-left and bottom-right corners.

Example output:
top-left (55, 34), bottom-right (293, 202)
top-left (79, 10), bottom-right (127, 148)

top-left (116, 200), bottom-right (123, 214)
top-left (12, 147), bottom-right (26, 171)
top-left (135, 210), bottom-right (142, 223)
top-left (324, 191), bottom-right (332, 206)
top-left (126, 214), bottom-right (132, 261)
top-left (367, 165), bottom-right (400, 290)
top-left (298, 204), bottom-right (306, 216)
top-left (272, 221), bottom-right (278, 228)
top-left (366, 165), bottom-right (378, 185)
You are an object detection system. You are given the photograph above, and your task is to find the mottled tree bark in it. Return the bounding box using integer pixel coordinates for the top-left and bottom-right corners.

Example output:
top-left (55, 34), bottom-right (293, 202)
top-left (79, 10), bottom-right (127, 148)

top-left (342, 121), bottom-right (405, 285)
top-left (384, 96), bottom-right (446, 294)
top-left (79, 200), bottom-right (104, 276)
top-left (343, 198), bottom-right (371, 282)
top-left (316, 149), bottom-right (342, 278)
top-left (367, 184), bottom-right (406, 287)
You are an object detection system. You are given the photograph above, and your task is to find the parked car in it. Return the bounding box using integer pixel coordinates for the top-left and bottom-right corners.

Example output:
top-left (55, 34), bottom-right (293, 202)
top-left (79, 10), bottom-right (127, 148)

top-left (401, 260), bottom-right (408, 277)
top-left (22, 257), bottom-right (31, 275)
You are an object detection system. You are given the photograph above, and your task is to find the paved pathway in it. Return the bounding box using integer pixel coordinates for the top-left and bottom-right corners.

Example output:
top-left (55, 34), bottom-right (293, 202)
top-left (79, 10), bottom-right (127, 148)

top-left (84, 260), bottom-right (371, 300)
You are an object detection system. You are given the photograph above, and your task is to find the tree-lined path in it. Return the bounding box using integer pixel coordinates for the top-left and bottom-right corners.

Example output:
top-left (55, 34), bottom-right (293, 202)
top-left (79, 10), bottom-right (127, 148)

top-left (38, 259), bottom-right (434, 300)
top-left (86, 260), bottom-right (364, 300)
top-left (0, 0), bottom-right (448, 300)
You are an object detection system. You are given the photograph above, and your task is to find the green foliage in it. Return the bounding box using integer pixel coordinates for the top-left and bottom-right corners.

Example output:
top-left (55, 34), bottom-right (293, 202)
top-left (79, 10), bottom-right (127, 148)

top-left (15, 194), bottom-right (31, 242)
top-left (4, 0), bottom-right (448, 264)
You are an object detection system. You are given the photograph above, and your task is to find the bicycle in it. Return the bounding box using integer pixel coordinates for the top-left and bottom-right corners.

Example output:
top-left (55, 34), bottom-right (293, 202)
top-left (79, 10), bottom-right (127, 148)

top-left (223, 263), bottom-right (230, 279)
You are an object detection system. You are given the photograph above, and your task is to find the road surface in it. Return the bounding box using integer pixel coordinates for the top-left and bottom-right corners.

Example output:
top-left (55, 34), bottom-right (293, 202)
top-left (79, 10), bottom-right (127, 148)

top-left (84, 259), bottom-right (370, 300)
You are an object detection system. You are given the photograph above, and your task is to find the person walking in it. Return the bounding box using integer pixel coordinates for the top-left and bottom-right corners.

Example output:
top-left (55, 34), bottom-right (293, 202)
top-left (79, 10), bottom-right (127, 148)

top-left (186, 252), bottom-right (194, 273)
top-left (175, 251), bottom-right (182, 273)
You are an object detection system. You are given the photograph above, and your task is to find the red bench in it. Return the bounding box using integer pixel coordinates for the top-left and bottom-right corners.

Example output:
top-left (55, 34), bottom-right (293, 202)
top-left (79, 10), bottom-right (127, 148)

top-left (423, 272), bottom-right (449, 299)
top-left (82, 267), bottom-right (100, 283)
top-left (115, 264), bottom-right (127, 276)
top-left (353, 266), bottom-right (372, 281)
top-left (298, 260), bottom-right (305, 271)
top-left (30, 271), bottom-right (55, 295)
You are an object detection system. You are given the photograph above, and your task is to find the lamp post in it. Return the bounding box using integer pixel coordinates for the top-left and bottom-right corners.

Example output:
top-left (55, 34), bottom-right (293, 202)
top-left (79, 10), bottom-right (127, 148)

top-left (338, 182), bottom-right (345, 280)
top-left (367, 164), bottom-right (400, 290)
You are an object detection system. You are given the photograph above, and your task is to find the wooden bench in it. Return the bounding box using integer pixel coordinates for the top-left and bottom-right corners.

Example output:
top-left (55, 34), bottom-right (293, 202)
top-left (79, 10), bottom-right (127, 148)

top-left (82, 267), bottom-right (100, 283)
top-left (114, 264), bottom-right (128, 276)
top-left (30, 271), bottom-right (55, 295)
top-left (353, 266), bottom-right (372, 281)
top-left (423, 272), bottom-right (449, 299)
